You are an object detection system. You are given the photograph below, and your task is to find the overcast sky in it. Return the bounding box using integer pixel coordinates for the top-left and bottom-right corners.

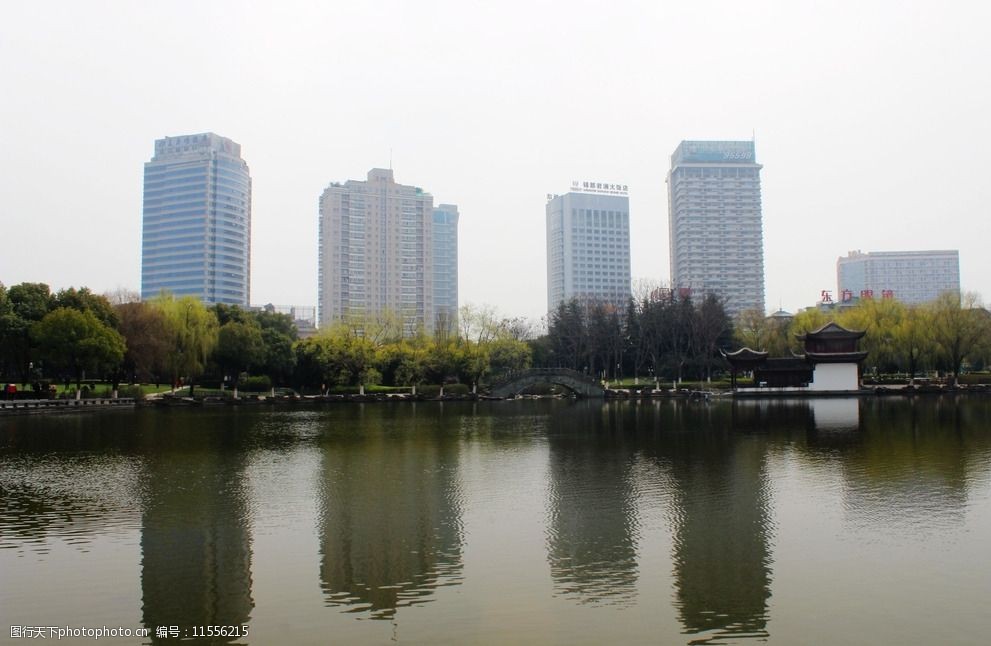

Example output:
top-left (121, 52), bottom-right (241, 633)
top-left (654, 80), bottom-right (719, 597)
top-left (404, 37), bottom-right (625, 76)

top-left (2, 1), bottom-right (988, 322)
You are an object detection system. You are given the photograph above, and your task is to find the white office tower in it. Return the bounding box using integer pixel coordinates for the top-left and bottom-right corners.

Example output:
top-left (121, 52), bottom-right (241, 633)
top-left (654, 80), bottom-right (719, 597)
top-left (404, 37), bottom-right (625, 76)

top-left (546, 182), bottom-right (632, 312)
top-left (837, 250), bottom-right (960, 304)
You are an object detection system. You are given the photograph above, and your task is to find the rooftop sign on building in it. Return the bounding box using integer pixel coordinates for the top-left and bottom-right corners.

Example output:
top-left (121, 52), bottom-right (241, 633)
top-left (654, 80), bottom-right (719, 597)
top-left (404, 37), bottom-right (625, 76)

top-left (570, 180), bottom-right (628, 196)
top-left (674, 141), bottom-right (755, 164)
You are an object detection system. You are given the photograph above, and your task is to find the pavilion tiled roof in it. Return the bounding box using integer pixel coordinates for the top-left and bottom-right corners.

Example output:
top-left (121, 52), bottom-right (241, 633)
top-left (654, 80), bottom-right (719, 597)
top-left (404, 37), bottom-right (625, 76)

top-left (798, 321), bottom-right (866, 341)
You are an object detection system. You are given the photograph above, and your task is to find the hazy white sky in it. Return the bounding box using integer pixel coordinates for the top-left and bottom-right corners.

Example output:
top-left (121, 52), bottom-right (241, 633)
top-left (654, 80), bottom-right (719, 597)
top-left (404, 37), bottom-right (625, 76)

top-left (2, 0), bottom-right (988, 322)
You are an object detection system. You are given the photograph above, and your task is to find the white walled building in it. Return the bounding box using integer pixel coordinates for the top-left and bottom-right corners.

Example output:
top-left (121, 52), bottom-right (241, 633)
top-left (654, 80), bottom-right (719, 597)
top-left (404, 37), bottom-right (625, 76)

top-left (836, 250), bottom-right (960, 304)
top-left (546, 182), bottom-right (631, 312)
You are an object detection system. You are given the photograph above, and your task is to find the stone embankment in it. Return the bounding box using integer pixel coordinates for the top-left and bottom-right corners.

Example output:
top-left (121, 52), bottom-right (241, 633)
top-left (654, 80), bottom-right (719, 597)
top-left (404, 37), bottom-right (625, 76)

top-left (0, 398), bottom-right (136, 415)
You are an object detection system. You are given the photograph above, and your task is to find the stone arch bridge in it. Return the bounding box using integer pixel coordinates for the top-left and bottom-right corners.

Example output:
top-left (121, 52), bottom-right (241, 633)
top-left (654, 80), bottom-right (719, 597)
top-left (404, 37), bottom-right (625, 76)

top-left (488, 368), bottom-right (606, 399)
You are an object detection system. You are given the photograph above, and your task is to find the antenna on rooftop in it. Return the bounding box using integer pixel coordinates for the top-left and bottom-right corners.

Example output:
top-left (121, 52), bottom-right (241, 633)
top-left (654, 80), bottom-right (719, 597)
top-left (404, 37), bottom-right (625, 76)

top-left (389, 148), bottom-right (393, 170)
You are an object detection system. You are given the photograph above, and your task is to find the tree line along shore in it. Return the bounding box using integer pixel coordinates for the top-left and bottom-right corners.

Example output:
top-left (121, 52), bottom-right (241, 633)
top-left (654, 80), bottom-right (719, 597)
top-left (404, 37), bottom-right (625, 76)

top-left (1, 281), bottom-right (989, 401)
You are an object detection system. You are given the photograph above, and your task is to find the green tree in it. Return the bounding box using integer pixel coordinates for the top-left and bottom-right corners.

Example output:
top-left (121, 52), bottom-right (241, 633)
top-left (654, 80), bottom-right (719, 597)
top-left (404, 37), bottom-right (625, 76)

top-left (457, 304), bottom-right (501, 390)
top-left (116, 301), bottom-right (170, 385)
top-left (251, 309), bottom-right (298, 385)
top-left (293, 337), bottom-right (325, 391)
top-left (527, 334), bottom-right (554, 371)
top-left (891, 305), bottom-right (933, 382)
top-left (214, 320), bottom-right (265, 395)
top-left (377, 341), bottom-right (426, 389)
top-left (423, 340), bottom-right (467, 386)
top-left (585, 303), bottom-right (623, 380)
top-left (788, 308), bottom-right (833, 353)
top-left (8, 282), bottom-right (55, 321)
top-left (31, 308), bottom-right (125, 396)
top-left (929, 291), bottom-right (990, 386)
top-left (837, 297), bottom-right (904, 373)
top-left (733, 308), bottom-right (771, 351)
top-left (257, 327), bottom-right (297, 385)
top-left (339, 309), bottom-right (403, 345)
top-left (0, 283), bottom-right (9, 317)
top-left (487, 338), bottom-right (532, 375)
top-left (153, 295), bottom-right (219, 393)
top-left (327, 334), bottom-right (381, 388)
top-left (547, 299), bottom-right (588, 371)
top-left (765, 314), bottom-right (794, 357)
top-left (0, 282), bottom-right (11, 377)
top-left (661, 295), bottom-right (696, 383)
top-left (55, 287), bottom-right (118, 328)
top-left (692, 293), bottom-right (732, 381)
top-left (1, 283), bottom-right (55, 384)
top-left (295, 327), bottom-right (382, 392)
top-left (255, 308), bottom-right (298, 338)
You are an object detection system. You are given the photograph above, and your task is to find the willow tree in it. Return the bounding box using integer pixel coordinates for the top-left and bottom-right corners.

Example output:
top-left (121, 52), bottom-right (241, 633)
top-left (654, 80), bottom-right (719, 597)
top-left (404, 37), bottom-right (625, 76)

top-left (153, 295), bottom-right (219, 394)
top-left (734, 308), bottom-right (771, 351)
top-left (929, 291), bottom-right (990, 386)
top-left (788, 308), bottom-right (833, 353)
top-left (892, 305), bottom-right (932, 382)
top-left (837, 297), bottom-right (904, 373)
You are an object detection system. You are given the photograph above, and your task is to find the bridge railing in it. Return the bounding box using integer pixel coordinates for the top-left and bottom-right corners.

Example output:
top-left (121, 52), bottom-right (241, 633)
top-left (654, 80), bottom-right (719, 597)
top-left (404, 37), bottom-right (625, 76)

top-left (487, 367), bottom-right (602, 390)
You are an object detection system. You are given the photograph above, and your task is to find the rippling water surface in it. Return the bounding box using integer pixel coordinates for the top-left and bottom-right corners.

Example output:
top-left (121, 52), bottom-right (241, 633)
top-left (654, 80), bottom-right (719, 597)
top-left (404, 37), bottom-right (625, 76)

top-left (1, 397), bottom-right (990, 644)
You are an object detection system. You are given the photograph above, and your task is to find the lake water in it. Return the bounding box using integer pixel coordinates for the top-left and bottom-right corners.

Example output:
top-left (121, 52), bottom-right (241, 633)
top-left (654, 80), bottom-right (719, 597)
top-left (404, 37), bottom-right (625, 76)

top-left (1, 397), bottom-right (990, 645)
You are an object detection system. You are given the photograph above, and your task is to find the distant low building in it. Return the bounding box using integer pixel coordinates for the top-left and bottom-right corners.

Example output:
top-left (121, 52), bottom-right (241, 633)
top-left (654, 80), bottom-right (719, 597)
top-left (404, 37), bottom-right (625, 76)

top-left (836, 250), bottom-right (960, 305)
top-left (767, 308), bottom-right (793, 322)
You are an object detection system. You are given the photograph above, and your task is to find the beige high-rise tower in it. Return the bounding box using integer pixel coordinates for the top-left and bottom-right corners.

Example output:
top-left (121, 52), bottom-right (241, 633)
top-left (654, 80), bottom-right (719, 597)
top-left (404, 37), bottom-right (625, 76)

top-left (318, 168), bottom-right (435, 334)
top-left (667, 140), bottom-right (765, 318)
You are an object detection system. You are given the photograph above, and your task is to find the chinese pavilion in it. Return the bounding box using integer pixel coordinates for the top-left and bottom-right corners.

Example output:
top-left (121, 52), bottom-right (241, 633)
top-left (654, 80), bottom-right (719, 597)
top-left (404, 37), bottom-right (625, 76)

top-left (723, 322), bottom-right (868, 392)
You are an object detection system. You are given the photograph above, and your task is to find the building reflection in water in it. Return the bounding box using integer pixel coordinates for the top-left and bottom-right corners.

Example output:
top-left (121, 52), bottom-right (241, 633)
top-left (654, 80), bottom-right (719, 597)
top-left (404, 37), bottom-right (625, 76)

top-left (809, 397), bottom-right (861, 431)
top-left (545, 404), bottom-right (639, 605)
top-left (317, 406), bottom-right (464, 620)
top-left (140, 419), bottom-right (254, 643)
top-left (646, 401), bottom-right (775, 644)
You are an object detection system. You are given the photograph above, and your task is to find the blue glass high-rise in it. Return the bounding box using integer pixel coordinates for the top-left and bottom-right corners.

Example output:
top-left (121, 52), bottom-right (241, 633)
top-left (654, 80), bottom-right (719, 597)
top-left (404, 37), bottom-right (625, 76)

top-left (141, 133), bottom-right (251, 305)
top-left (432, 204), bottom-right (459, 333)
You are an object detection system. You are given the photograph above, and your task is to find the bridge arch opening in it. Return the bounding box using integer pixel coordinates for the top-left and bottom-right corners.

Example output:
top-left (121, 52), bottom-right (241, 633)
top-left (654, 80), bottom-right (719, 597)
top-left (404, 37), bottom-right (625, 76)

top-left (488, 368), bottom-right (605, 399)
